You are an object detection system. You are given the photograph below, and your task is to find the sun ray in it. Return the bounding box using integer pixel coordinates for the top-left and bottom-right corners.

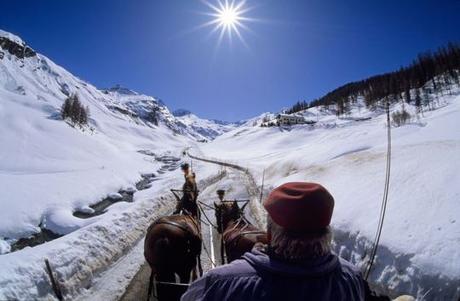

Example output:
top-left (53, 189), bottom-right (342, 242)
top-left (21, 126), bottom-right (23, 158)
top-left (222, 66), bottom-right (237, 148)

top-left (200, 0), bottom-right (254, 48)
top-left (232, 23), bottom-right (249, 49)
top-left (170, 1), bottom-right (258, 45)
top-left (216, 23), bottom-right (227, 48)
top-left (201, 0), bottom-right (222, 14)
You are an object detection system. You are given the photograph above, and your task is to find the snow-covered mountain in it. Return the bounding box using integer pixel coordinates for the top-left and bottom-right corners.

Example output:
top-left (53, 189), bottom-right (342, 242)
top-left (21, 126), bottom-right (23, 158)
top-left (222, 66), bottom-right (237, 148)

top-left (0, 29), bottom-right (235, 143)
top-left (172, 109), bottom-right (239, 140)
top-left (0, 29), bottom-right (239, 244)
top-left (100, 86), bottom-right (238, 141)
top-left (0, 29), bottom-right (196, 240)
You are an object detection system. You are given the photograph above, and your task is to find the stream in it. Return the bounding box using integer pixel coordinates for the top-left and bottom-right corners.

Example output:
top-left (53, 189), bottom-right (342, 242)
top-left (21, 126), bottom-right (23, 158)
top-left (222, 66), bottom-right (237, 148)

top-left (6, 152), bottom-right (181, 254)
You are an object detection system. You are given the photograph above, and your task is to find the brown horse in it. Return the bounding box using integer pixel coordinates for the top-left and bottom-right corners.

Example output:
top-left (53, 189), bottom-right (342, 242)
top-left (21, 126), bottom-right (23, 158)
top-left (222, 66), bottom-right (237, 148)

top-left (214, 201), bottom-right (268, 263)
top-left (144, 214), bottom-right (202, 301)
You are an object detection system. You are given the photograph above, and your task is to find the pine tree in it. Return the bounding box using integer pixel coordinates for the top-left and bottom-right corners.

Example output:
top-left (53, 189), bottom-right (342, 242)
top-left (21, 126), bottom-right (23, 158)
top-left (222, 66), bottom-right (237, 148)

top-left (61, 96), bottom-right (73, 119)
top-left (404, 83), bottom-right (411, 104)
top-left (391, 109), bottom-right (411, 127)
top-left (414, 88), bottom-right (422, 116)
top-left (284, 42), bottom-right (460, 113)
top-left (61, 94), bottom-right (89, 126)
top-left (79, 107), bottom-right (87, 124)
top-left (70, 97), bottom-right (82, 123)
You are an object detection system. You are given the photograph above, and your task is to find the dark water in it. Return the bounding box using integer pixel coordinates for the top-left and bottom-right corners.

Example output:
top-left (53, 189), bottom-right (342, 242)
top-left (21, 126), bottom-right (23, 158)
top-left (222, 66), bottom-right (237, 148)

top-left (6, 152), bottom-right (182, 255)
top-left (10, 227), bottom-right (62, 252)
top-left (8, 174), bottom-right (157, 253)
top-left (74, 174), bottom-right (156, 219)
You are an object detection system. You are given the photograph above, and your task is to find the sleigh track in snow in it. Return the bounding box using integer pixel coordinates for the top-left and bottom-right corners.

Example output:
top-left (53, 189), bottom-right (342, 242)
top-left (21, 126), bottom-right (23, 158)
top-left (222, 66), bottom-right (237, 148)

top-left (119, 153), bottom-right (265, 301)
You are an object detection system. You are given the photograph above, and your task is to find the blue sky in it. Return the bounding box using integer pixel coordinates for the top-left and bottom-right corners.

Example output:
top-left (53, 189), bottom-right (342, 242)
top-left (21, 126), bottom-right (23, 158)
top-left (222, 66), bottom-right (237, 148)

top-left (2, 0), bottom-right (460, 121)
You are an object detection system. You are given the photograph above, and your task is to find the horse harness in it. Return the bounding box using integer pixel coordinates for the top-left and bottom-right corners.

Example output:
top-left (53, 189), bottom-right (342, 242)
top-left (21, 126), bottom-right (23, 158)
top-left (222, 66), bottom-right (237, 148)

top-left (223, 218), bottom-right (266, 252)
top-left (153, 217), bottom-right (200, 254)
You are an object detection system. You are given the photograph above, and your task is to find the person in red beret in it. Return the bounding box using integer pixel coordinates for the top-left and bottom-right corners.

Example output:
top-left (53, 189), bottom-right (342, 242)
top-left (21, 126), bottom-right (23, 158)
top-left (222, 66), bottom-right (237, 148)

top-left (182, 182), bottom-right (412, 301)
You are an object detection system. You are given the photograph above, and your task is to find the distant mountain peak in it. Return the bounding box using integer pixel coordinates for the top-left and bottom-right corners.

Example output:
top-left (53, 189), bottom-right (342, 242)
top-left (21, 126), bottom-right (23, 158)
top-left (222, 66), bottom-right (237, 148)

top-left (210, 119), bottom-right (232, 125)
top-left (102, 84), bottom-right (138, 96)
top-left (172, 109), bottom-right (192, 117)
top-left (0, 29), bottom-right (36, 58)
top-left (0, 29), bottom-right (25, 46)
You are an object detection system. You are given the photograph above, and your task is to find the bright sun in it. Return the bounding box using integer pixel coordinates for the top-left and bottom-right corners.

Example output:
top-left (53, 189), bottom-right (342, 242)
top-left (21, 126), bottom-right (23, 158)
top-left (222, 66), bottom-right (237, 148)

top-left (218, 5), bottom-right (239, 26)
top-left (201, 0), bottom-right (253, 47)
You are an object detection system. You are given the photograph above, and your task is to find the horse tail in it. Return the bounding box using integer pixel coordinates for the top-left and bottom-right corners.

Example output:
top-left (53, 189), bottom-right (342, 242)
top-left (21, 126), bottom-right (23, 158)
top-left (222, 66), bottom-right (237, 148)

top-left (146, 237), bottom-right (172, 301)
top-left (154, 236), bottom-right (171, 261)
top-left (145, 233), bottom-right (171, 269)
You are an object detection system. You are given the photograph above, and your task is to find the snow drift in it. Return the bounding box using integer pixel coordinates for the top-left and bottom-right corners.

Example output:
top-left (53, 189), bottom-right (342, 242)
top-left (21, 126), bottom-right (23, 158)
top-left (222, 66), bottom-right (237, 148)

top-left (199, 95), bottom-right (460, 299)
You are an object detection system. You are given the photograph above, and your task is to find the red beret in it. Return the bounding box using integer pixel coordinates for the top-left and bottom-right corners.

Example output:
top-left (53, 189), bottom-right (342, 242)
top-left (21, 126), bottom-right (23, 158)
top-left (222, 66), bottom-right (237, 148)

top-left (263, 182), bottom-right (334, 232)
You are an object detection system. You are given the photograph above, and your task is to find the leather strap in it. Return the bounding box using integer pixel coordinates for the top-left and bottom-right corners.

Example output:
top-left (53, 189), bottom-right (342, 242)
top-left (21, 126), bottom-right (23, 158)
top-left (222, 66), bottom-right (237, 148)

top-left (225, 226), bottom-right (266, 247)
top-left (154, 219), bottom-right (192, 235)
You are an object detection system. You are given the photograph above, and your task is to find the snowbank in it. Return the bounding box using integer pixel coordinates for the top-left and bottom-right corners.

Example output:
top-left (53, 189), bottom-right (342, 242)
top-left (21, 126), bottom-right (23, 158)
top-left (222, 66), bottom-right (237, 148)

top-left (0, 31), bottom-right (196, 243)
top-left (0, 29), bottom-right (227, 300)
top-left (199, 94), bottom-right (460, 299)
top-left (0, 175), bottom-right (179, 300)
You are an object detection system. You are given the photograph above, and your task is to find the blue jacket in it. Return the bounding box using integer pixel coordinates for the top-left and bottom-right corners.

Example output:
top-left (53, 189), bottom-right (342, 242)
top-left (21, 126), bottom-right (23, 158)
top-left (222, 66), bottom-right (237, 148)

top-left (182, 248), bottom-right (379, 301)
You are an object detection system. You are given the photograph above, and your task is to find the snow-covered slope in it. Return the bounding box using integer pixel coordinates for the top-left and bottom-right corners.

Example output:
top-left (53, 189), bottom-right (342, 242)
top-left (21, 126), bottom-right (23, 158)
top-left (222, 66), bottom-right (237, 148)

top-left (239, 111), bottom-right (276, 127)
top-left (199, 95), bottom-right (460, 299)
top-left (0, 29), bottom-right (226, 300)
top-left (0, 30), bottom-right (199, 245)
top-left (0, 29), bottom-right (245, 300)
top-left (173, 109), bottom-right (239, 140)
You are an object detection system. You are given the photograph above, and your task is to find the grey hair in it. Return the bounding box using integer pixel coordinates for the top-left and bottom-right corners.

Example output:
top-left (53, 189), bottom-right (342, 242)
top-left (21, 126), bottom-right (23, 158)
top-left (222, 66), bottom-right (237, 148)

top-left (267, 217), bottom-right (332, 261)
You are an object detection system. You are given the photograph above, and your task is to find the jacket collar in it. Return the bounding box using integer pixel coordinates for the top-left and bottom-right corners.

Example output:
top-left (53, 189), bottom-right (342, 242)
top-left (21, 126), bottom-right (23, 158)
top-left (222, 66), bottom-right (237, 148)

top-left (242, 245), bottom-right (339, 277)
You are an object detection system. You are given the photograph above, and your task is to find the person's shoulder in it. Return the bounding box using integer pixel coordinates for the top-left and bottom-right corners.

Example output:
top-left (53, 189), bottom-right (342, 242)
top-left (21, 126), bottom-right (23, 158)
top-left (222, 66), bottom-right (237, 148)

top-left (183, 259), bottom-right (259, 301)
top-left (206, 258), bottom-right (258, 280)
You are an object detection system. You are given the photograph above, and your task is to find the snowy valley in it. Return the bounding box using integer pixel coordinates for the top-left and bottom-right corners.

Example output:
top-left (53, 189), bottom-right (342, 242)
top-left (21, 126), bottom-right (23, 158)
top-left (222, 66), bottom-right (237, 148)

top-left (0, 29), bottom-right (459, 301)
top-left (0, 29), bottom-right (236, 298)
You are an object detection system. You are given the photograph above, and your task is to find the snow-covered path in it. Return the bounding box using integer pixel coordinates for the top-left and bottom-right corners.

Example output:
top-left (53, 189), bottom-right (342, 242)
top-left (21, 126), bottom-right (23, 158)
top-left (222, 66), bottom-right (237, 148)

top-left (114, 153), bottom-right (266, 301)
top-left (72, 162), bottom-right (226, 301)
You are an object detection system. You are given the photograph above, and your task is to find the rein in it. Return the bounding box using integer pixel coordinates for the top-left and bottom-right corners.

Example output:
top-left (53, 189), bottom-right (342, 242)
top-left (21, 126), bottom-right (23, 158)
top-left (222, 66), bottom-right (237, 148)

top-left (198, 200), bottom-right (215, 210)
top-left (197, 200), bottom-right (219, 228)
top-left (225, 229), bottom-right (266, 250)
top-left (223, 218), bottom-right (263, 245)
top-left (195, 200), bottom-right (257, 264)
top-left (155, 210), bottom-right (206, 239)
top-left (180, 206), bottom-right (218, 268)
top-left (221, 216), bottom-right (264, 257)
top-left (162, 212), bottom-right (219, 269)
top-left (364, 101), bottom-right (392, 280)
top-left (153, 219), bottom-right (194, 234)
